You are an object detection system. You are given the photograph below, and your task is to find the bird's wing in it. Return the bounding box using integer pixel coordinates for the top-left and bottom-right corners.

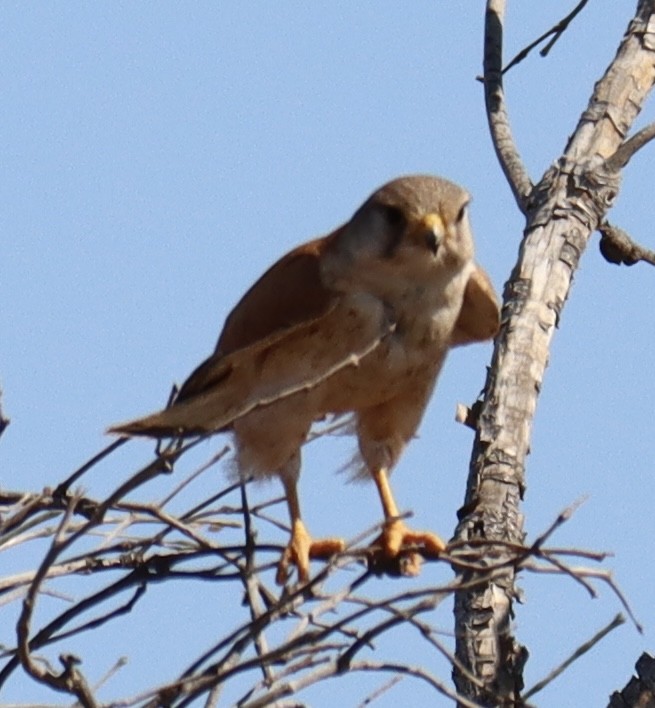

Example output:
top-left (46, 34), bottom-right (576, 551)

top-left (450, 264), bottom-right (500, 346)
top-left (109, 230), bottom-right (394, 438)
top-left (219, 232), bottom-right (347, 355)
top-left (175, 231), bottom-right (343, 402)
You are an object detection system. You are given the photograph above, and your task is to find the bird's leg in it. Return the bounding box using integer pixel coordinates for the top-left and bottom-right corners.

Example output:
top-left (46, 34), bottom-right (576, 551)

top-left (370, 467), bottom-right (445, 576)
top-left (276, 478), bottom-right (345, 585)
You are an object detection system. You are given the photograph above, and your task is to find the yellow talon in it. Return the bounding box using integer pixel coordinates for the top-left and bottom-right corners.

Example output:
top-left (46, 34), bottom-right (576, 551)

top-left (276, 519), bottom-right (345, 585)
top-left (368, 467), bottom-right (445, 577)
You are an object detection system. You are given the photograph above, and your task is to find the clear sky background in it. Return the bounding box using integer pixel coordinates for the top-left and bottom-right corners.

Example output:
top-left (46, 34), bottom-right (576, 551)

top-left (2, 2), bottom-right (654, 706)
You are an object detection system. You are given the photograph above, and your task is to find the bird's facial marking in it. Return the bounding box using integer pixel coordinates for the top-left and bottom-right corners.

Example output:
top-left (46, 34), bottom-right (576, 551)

top-left (321, 176), bottom-right (475, 298)
top-left (342, 200), bottom-right (409, 261)
top-left (378, 204), bottom-right (408, 258)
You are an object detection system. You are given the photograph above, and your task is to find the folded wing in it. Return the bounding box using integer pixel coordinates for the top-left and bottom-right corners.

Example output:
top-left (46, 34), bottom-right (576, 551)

top-left (450, 264), bottom-right (500, 347)
top-left (109, 230), bottom-right (393, 437)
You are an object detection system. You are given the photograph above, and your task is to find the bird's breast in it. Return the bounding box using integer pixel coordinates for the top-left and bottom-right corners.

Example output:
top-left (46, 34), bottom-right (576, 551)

top-left (319, 275), bottom-right (468, 414)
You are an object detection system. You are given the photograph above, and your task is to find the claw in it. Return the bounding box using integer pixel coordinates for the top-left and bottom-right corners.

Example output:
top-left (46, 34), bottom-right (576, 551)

top-left (368, 519), bottom-right (446, 577)
top-left (276, 519), bottom-right (345, 585)
top-left (382, 519), bottom-right (445, 558)
top-left (368, 467), bottom-right (445, 576)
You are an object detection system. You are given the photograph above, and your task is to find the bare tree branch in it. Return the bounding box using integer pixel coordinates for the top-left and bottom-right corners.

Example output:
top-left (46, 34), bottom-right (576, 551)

top-left (599, 221), bottom-right (655, 267)
top-left (3, 5), bottom-right (654, 706)
top-left (454, 1), bottom-right (655, 703)
top-left (1, 432), bottom-right (631, 706)
top-left (483, 0), bottom-right (533, 212)
top-left (605, 120), bottom-right (655, 172)
top-left (523, 614), bottom-right (626, 701)
top-left (356, 674), bottom-right (404, 708)
top-left (502, 0), bottom-right (590, 74)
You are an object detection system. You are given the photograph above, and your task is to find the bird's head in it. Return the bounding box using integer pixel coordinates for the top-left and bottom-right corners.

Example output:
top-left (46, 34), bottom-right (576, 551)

top-left (322, 174), bottom-right (475, 295)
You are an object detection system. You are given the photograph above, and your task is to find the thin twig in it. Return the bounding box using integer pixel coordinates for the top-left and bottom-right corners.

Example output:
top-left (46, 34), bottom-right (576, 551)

top-left (53, 438), bottom-right (127, 497)
top-left (356, 674), bottom-right (403, 707)
top-left (523, 613), bottom-right (625, 700)
top-left (157, 444), bottom-right (230, 507)
top-left (16, 494), bottom-right (100, 706)
top-left (502, 0), bottom-right (590, 74)
top-left (240, 481), bottom-right (275, 687)
top-left (1, 445), bottom-right (640, 705)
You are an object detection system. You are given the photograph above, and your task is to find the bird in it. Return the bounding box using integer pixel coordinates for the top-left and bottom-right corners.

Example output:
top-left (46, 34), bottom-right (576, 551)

top-left (109, 174), bottom-right (500, 583)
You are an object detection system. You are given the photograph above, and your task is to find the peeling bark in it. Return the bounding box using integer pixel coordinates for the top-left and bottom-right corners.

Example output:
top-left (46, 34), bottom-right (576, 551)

top-left (453, 2), bottom-right (655, 704)
top-left (609, 653), bottom-right (655, 707)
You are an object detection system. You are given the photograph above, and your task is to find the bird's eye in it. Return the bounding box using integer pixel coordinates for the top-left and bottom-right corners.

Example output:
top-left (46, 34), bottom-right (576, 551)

top-left (381, 205), bottom-right (406, 229)
top-left (456, 203), bottom-right (468, 223)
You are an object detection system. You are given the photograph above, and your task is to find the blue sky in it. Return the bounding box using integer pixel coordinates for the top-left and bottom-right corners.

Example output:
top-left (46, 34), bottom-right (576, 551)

top-left (1, 2), bottom-right (654, 705)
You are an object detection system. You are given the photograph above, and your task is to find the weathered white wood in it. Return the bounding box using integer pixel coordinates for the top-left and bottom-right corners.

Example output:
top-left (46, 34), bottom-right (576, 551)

top-left (453, 1), bottom-right (655, 703)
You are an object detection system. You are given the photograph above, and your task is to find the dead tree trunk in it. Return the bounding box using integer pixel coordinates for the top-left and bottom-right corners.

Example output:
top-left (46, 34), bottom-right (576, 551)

top-left (453, 1), bottom-right (655, 703)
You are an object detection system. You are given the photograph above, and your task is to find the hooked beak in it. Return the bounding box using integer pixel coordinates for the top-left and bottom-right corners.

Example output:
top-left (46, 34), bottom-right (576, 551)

top-left (413, 212), bottom-right (445, 255)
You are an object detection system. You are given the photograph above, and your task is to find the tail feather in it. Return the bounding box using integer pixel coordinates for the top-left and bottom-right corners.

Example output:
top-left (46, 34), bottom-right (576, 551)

top-left (108, 365), bottom-right (252, 438)
top-left (108, 293), bottom-right (392, 440)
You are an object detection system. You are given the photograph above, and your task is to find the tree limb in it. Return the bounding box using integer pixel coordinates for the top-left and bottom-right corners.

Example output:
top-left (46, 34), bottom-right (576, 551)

top-left (598, 221), bottom-right (655, 267)
top-left (483, 0), bottom-right (533, 212)
top-left (605, 120), bottom-right (655, 172)
top-left (454, 1), bottom-right (655, 703)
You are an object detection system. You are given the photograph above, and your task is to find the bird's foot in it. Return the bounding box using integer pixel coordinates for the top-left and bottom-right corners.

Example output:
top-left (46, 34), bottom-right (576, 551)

top-left (276, 519), bottom-right (345, 585)
top-left (368, 519), bottom-right (445, 577)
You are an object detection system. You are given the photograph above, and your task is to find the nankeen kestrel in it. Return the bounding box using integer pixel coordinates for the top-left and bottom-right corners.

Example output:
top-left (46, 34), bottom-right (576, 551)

top-left (110, 175), bottom-right (500, 583)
